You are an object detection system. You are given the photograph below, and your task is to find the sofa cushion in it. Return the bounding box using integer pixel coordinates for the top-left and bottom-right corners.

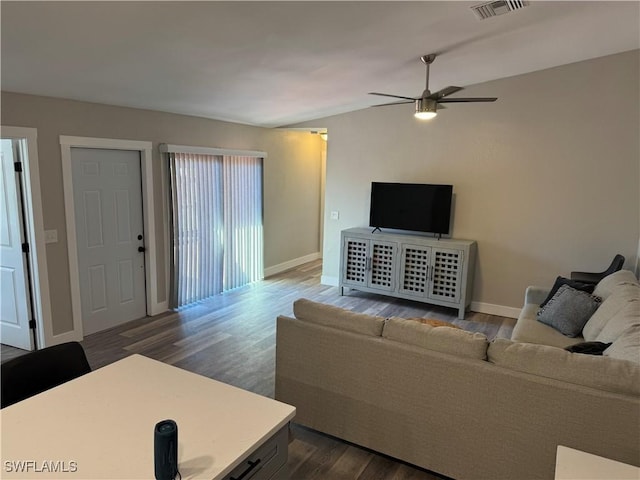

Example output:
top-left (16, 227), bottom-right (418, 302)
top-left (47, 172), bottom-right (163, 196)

top-left (593, 269), bottom-right (639, 300)
top-left (293, 298), bottom-right (385, 337)
top-left (512, 304), bottom-right (585, 348)
top-left (583, 282), bottom-right (640, 341)
top-left (539, 276), bottom-right (595, 308)
top-left (536, 285), bottom-right (601, 337)
top-left (383, 317), bottom-right (488, 360)
top-left (594, 300), bottom-right (640, 344)
top-left (488, 338), bottom-right (640, 396)
top-left (604, 325), bottom-right (640, 364)
top-left (525, 285), bottom-right (551, 306)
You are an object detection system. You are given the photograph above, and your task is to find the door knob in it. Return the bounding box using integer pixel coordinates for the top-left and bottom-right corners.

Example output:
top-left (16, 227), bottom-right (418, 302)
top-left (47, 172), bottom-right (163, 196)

top-left (138, 246), bottom-right (146, 253)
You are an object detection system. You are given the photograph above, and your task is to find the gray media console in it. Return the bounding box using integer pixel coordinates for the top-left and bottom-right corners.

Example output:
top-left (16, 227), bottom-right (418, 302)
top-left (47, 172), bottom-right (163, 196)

top-left (339, 228), bottom-right (477, 319)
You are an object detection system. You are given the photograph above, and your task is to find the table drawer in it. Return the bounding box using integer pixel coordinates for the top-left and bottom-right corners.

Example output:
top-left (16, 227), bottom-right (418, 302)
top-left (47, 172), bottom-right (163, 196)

top-left (224, 425), bottom-right (288, 480)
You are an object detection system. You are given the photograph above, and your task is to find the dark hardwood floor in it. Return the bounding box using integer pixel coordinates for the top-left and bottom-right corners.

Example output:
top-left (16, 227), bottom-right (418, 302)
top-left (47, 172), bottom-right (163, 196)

top-left (2, 260), bottom-right (514, 480)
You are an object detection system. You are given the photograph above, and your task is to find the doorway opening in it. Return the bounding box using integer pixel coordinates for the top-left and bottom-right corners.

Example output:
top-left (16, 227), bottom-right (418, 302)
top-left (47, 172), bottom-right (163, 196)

top-left (0, 126), bottom-right (52, 351)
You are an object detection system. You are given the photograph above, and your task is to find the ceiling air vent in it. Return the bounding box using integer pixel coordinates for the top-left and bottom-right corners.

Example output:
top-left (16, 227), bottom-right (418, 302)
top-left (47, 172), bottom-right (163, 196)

top-left (471, 0), bottom-right (528, 20)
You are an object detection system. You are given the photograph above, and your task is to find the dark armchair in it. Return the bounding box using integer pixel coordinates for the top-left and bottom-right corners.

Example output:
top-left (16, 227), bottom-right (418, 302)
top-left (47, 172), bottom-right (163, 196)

top-left (1, 341), bottom-right (91, 408)
top-left (570, 254), bottom-right (625, 285)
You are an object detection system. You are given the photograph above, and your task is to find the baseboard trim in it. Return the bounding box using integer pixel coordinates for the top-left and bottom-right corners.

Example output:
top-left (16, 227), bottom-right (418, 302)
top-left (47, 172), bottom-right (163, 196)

top-left (47, 329), bottom-right (82, 347)
top-left (264, 252), bottom-right (321, 278)
top-left (470, 301), bottom-right (521, 319)
top-left (321, 275), bottom-right (339, 287)
top-left (150, 301), bottom-right (169, 317)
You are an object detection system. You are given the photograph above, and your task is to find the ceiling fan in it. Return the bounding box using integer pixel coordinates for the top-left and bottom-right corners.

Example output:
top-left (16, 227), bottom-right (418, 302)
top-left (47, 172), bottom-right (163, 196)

top-left (369, 54), bottom-right (497, 120)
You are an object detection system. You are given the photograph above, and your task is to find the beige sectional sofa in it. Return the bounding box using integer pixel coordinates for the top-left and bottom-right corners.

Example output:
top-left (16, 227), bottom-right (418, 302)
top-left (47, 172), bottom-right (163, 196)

top-left (275, 271), bottom-right (640, 480)
top-left (512, 269), bottom-right (640, 355)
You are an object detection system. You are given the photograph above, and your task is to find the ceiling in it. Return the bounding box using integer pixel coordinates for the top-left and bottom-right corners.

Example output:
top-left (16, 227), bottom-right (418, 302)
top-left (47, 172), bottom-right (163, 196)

top-left (1, 1), bottom-right (638, 128)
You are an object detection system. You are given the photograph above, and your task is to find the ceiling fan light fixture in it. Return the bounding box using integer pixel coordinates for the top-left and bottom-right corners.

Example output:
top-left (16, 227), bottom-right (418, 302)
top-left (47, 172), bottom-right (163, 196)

top-left (415, 110), bottom-right (437, 120)
top-left (414, 99), bottom-right (437, 120)
top-left (369, 53), bottom-right (497, 118)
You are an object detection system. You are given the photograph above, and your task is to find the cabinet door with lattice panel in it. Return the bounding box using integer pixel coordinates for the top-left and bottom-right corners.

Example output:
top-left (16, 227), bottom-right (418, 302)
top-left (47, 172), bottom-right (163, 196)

top-left (341, 237), bottom-right (369, 287)
top-left (368, 240), bottom-right (397, 292)
top-left (398, 244), bottom-right (430, 298)
top-left (428, 247), bottom-right (463, 302)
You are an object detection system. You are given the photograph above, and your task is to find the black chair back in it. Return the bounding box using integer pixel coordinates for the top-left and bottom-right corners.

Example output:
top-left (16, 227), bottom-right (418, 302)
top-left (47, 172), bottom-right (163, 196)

top-left (604, 254), bottom-right (626, 276)
top-left (571, 253), bottom-right (626, 284)
top-left (1, 341), bottom-right (91, 408)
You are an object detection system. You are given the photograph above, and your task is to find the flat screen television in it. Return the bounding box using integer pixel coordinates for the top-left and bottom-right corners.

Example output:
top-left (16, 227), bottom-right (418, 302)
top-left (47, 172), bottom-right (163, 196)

top-left (369, 182), bottom-right (453, 235)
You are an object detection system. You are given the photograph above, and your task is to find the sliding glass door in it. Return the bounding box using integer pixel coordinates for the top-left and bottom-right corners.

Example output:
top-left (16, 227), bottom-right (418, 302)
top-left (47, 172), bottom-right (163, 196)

top-left (168, 152), bottom-right (263, 308)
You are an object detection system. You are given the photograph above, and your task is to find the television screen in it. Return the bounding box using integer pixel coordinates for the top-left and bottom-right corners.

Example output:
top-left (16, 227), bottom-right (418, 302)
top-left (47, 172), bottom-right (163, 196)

top-left (369, 182), bottom-right (453, 234)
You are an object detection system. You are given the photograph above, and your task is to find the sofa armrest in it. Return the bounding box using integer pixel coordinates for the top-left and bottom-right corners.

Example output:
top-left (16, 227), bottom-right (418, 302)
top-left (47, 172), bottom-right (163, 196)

top-left (525, 286), bottom-right (550, 306)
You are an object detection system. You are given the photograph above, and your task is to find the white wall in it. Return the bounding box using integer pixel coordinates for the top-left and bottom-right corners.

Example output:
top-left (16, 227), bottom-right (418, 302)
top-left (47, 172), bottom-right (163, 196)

top-left (303, 50), bottom-right (640, 315)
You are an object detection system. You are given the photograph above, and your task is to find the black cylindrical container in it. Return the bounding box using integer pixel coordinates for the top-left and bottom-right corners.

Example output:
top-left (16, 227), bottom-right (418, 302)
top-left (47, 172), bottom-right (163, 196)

top-left (154, 419), bottom-right (178, 480)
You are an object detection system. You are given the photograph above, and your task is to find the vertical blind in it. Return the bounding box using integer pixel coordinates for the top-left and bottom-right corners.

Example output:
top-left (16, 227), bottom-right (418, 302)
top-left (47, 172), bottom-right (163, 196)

top-left (168, 151), bottom-right (263, 308)
top-left (223, 156), bottom-right (264, 291)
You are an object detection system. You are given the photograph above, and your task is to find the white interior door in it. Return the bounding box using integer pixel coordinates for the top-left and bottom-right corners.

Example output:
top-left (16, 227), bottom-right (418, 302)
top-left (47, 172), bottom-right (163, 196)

top-left (0, 139), bottom-right (34, 350)
top-left (71, 148), bottom-right (146, 335)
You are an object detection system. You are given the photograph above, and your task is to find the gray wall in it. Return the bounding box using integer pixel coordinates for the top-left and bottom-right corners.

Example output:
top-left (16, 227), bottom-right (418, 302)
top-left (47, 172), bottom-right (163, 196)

top-left (301, 50), bottom-right (639, 314)
top-left (2, 50), bottom-right (637, 332)
top-left (1, 93), bottom-right (323, 335)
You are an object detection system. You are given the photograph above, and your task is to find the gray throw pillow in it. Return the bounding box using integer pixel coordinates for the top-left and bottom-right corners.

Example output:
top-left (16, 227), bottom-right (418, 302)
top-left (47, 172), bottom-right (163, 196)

top-left (539, 276), bottom-right (595, 308)
top-left (537, 284), bottom-right (601, 337)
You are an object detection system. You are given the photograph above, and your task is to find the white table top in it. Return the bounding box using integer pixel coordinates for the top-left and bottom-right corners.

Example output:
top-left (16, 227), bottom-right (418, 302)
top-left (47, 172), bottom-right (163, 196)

top-left (0, 354), bottom-right (296, 479)
top-left (555, 446), bottom-right (640, 480)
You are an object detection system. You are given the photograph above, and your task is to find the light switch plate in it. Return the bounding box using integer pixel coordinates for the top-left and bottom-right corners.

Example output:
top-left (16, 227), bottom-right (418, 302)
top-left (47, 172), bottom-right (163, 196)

top-left (330, 211), bottom-right (340, 220)
top-left (44, 229), bottom-right (58, 244)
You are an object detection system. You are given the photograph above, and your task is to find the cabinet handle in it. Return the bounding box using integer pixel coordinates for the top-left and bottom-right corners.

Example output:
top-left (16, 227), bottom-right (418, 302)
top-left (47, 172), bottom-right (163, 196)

top-left (230, 459), bottom-right (261, 480)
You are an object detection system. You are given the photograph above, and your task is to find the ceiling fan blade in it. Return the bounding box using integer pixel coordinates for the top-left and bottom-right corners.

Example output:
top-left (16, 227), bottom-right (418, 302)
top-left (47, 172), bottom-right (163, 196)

top-left (428, 86), bottom-right (463, 100)
top-left (438, 97), bottom-right (498, 103)
top-left (371, 100), bottom-right (415, 107)
top-left (369, 92), bottom-right (418, 101)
